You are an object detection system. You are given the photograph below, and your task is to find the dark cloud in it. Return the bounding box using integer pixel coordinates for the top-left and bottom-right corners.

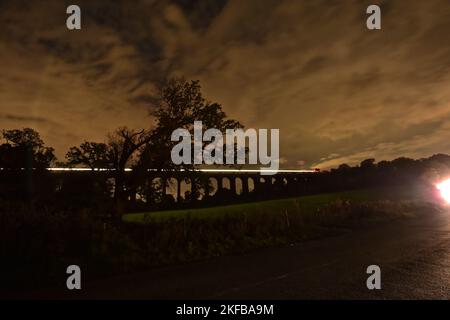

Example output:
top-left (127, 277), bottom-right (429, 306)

top-left (175, 0), bottom-right (228, 30)
top-left (0, 0), bottom-right (449, 167)
top-left (0, 113), bottom-right (50, 123)
top-left (300, 56), bottom-right (329, 75)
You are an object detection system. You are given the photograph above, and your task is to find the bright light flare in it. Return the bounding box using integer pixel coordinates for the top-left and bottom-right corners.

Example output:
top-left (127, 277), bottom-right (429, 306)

top-left (437, 179), bottom-right (450, 204)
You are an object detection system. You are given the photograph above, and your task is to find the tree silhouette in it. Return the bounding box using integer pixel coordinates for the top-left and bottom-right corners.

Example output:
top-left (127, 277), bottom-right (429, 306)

top-left (142, 78), bottom-right (242, 169)
top-left (67, 127), bottom-right (152, 212)
top-left (66, 141), bottom-right (112, 170)
top-left (360, 158), bottom-right (376, 170)
top-left (135, 78), bottom-right (243, 203)
top-left (0, 128), bottom-right (56, 202)
top-left (108, 127), bottom-right (152, 203)
top-left (0, 128), bottom-right (55, 170)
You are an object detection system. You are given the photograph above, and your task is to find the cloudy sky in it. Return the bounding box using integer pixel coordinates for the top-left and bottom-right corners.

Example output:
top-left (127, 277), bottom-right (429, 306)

top-left (1, 0), bottom-right (449, 168)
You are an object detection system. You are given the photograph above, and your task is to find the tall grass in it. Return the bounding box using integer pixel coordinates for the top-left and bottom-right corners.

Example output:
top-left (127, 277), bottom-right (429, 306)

top-left (121, 199), bottom-right (442, 266)
top-left (0, 192), bottom-right (443, 293)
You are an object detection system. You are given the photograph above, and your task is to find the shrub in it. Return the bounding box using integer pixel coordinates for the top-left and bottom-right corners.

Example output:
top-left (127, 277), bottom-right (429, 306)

top-left (0, 198), bottom-right (442, 293)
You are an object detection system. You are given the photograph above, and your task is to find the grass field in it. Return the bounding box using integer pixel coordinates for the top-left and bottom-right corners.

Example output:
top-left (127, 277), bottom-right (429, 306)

top-left (123, 186), bottom-right (430, 224)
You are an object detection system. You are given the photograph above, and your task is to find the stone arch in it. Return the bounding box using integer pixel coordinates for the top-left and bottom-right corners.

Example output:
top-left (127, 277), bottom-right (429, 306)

top-left (180, 177), bottom-right (191, 202)
top-left (166, 177), bottom-right (179, 202)
top-left (235, 177), bottom-right (243, 195)
top-left (196, 186), bottom-right (206, 200)
top-left (247, 177), bottom-right (255, 192)
top-left (222, 177), bottom-right (231, 190)
top-left (208, 177), bottom-right (219, 196)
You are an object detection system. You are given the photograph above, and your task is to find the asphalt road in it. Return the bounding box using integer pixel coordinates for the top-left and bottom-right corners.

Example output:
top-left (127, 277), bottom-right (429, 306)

top-left (19, 207), bottom-right (450, 299)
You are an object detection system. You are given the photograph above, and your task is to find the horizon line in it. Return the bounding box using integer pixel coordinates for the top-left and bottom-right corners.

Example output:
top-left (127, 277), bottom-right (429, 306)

top-left (45, 167), bottom-right (318, 173)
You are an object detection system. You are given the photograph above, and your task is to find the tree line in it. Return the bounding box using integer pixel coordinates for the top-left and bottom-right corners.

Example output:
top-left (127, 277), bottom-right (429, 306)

top-left (0, 78), bottom-right (242, 214)
top-left (1, 78), bottom-right (450, 216)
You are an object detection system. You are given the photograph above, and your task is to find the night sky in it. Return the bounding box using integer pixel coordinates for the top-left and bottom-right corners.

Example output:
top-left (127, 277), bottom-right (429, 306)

top-left (1, 0), bottom-right (449, 169)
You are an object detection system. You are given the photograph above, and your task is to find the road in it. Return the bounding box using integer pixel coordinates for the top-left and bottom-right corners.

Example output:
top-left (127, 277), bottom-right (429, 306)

top-left (18, 207), bottom-right (450, 299)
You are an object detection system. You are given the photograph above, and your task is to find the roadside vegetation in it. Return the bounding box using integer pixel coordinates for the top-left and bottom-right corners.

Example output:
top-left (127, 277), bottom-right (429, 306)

top-left (1, 187), bottom-right (444, 293)
top-left (121, 194), bottom-right (442, 267)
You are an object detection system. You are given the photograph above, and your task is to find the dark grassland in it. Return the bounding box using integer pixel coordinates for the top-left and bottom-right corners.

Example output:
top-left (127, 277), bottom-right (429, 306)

top-left (0, 186), bottom-right (443, 293)
top-left (123, 187), bottom-right (432, 223)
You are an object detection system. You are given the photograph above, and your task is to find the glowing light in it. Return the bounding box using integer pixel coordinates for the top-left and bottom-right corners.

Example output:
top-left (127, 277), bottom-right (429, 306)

top-left (437, 179), bottom-right (450, 204)
top-left (1, 167), bottom-right (319, 174)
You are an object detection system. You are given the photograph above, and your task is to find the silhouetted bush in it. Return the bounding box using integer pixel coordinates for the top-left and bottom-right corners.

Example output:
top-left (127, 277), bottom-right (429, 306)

top-left (0, 201), bottom-right (142, 292)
